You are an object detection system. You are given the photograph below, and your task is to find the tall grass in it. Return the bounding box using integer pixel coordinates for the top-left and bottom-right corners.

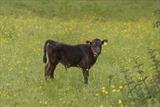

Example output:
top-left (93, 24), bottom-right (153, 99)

top-left (0, 0), bottom-right (160, 107)
top-left (0, 0), bottom-right (160, 20)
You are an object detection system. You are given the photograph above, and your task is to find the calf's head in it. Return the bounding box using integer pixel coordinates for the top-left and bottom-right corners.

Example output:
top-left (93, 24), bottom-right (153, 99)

top-left (86, 38), bottom-right (108, 56)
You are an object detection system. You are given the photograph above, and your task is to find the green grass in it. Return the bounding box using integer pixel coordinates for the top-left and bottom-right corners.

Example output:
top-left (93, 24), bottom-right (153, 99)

top-left (0, 0), bottom-right (160, 107)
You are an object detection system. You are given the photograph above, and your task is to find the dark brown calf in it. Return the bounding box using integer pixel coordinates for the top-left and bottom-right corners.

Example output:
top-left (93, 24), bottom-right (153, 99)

top-left (43, 38), bottom-right (108, 84)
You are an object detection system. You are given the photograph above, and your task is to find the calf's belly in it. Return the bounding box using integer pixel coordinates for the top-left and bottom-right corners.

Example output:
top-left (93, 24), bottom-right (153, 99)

top-left (59, 58), bottom-right (80, 68)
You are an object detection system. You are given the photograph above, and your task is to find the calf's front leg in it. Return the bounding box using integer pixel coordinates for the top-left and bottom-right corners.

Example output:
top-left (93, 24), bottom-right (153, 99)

top-left (82, 69), bottom-right (89, 84)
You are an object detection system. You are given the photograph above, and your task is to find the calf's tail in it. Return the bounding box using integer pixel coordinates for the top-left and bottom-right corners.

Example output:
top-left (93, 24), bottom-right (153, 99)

top-left (43, 40), bottom-right (55, 63)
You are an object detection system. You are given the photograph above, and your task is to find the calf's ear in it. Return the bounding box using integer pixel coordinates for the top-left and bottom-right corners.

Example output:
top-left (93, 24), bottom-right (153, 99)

top-left (86, 41), bottom-right (91, 44)
top-left (102, 39), bottom-right (108, 45)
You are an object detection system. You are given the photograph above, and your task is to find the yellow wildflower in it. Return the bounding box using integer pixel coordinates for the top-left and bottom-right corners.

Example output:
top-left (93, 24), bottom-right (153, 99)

top-left (118, 99), bottom-right (122, 104)
top-left (95, 93), bottom-right (99, 97)
top-left (101, 87), bottom-right (105, 90)
top-left (100, 105), bottom-right (103, 107)
top-left (112, 89), bottom-right (116, 92)
top-left (119, 86), bottom-right (123, 89)
top-left (44, 101), bottom-right (48, 105)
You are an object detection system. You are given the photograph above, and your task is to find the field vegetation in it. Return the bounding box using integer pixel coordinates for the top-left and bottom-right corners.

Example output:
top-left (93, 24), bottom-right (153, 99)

top-left (0, 0), bottom-right (160, 107)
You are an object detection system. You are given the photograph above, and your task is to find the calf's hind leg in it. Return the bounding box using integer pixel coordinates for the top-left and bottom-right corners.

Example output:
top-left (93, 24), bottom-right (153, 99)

top-left (49, 55), bottom-right (59, 79)
top-left (44, 63), bottom-right (51, 80)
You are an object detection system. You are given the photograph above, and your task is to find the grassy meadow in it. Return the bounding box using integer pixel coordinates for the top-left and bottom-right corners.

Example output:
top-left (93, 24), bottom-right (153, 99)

top-left (0, 0), bottom-right (160, 107)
